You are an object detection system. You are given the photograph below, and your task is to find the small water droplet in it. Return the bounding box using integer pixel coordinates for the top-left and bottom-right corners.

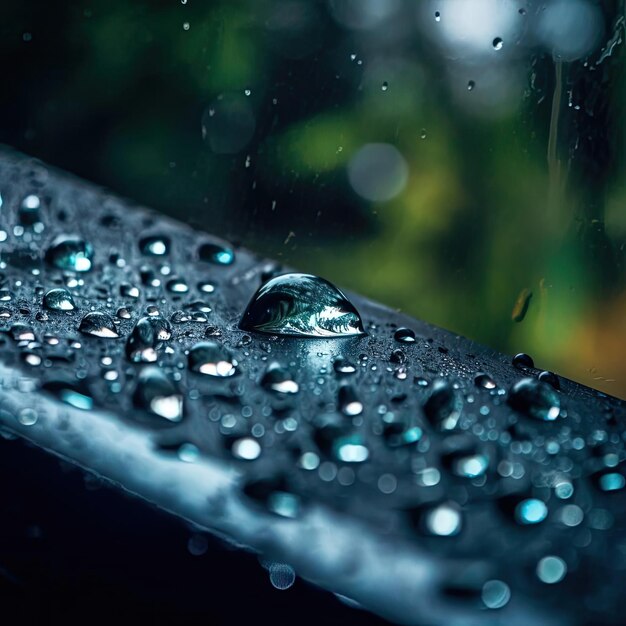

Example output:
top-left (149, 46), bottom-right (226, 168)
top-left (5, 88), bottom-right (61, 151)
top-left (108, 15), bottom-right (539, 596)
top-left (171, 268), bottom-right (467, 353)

top-left (232, 437), bottom-right (261, 460)
top-left (261, 363), bottom-right (299, 394)
top-left (381, 81), bottom-right (388, 91)
top-left (188, 341), bottom-right (238, 377)
top-left (493, 37), bottom-right (503, 50)
top-left (474, 373), bottom-right (496, 389)
top-left (338, 385), bottom-right (363, 416)
top-left (198, 242), bottom-right (235, 265)
top-left (79, 312), bottom-right (119, 338)
top-left (43, 288), bottom-right (76, 311)
top-left (45, 235), bottom-right (93, 272)
top-left (508, 378), bottom-right (560, 421)
top-left (19, 194), bottom-right (41, 225)
top-left (467, 80), bottom-right (475, 91)
top-left (134, 366), bottom-right (183, 422)
top-left (512, 352), bottom-right (534, 368)
top-left (434, 10), bottom-right (441, 21)
top-left (333, 357), bottom-right (357, 375)
top-left (120, 283), bottom-right (140, 299)
top-left (394, 327), bottom-right (416, 343)
top-left (139, 235), bottom-right (170, 256)
top-left (126, 316), bottom-right (172, 362)
top-left (424, 381), bottom-right (462, 431)
top-left (515, 498), bottom-right (548, 524)
top-left (424, 502), bottom-right (462, 536)
top-left (538, 370), bottom-right (560, 390)
top-left (166, 277), bottom-right (189, 294)
top-left (334, 433), bottom-right (369, 463)
top-left (240, 273), bottom-right (365, 338)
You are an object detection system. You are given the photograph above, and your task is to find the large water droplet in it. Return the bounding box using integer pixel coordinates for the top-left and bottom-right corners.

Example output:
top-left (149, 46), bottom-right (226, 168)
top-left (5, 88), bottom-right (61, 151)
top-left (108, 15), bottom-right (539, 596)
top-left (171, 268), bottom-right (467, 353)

top-left (239, 273), bottom-right (365, 337)
top-left (45, 235), bottom-right (93, 272)
top-left (188, 341), bottom-right (238, 377)
top-left (423, 381), bottom-right (462, 431)
top-left (43, 288), bottom-right (76, 311)
top-left (126, 316), bottom-right (172, 362)
top-left (134, 366), bottom-right (183, 422)
top-left (79, 312), bottom-right (119, 338)
top-left (508, 378), bottom-right (560, 421)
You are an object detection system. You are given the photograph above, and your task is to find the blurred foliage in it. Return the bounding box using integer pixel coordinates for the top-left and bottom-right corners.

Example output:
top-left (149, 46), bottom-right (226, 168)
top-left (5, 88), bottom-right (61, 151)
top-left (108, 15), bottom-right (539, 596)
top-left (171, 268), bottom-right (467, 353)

top-left (0, 0), bottom-right (625, 396)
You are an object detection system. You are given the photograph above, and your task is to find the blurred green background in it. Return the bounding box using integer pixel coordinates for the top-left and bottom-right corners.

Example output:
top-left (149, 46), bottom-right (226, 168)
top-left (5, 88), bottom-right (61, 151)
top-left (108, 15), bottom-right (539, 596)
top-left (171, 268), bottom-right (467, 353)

top-left (1, 0), bottom-right (625, 397)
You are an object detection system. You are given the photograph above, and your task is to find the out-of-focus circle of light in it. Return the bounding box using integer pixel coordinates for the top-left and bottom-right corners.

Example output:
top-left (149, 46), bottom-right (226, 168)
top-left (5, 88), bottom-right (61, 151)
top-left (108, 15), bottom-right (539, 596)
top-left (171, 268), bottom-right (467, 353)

top-left (537, 0), bottom-right (604, 61)
top-left (427, 0), bottom-right (519, 56)
top-left (348, 143), bottom-right (408, 202)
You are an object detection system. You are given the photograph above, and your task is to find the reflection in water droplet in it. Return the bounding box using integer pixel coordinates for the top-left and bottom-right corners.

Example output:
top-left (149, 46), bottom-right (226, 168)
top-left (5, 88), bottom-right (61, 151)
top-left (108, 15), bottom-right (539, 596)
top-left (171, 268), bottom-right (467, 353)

top-left (508, 378), bottom-right (560, 421)
top-left (79, 312), bottom-right (119, 338)
top-left (482, 580), bottom-right (511, 609)
top-left (536, 556), bottom-right (567, 584)
top-left (239, 273), bottom-right (365, 338)
top-left (198, 242), bottom-right (235, 265)
top-left (45, 235), bottom-right (93, 272)
top-left (333, 357), bottom-right (357, 375)
top-left (188, 341), bottom-right (238, 377)
top-left (516, 498), bottom-right (548, 524)
top-left (43, 288), bottom-right (76, 311)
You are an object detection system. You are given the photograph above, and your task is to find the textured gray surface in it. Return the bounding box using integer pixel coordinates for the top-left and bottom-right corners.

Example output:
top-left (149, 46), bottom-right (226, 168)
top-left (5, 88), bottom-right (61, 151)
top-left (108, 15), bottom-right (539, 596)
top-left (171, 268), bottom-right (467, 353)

top-left (0, 148), bottom-right (624, 625)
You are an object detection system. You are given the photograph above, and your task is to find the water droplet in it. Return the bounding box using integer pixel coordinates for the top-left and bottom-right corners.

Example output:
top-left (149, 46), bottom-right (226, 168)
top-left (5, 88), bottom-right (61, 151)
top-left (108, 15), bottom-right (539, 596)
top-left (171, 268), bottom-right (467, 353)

top-left (382, 413), bottom-right (422, 447)
top-left (18, 408), bottom-right (38, 426)
top-left (269, 563), bottom-right (295, 590)
top-left (423, 381), bottom-right (462, 431)
top-left (43, 288), bottom-right (76, 311)
top-left (232, 437), bottom-right (261, 460)
top-left (467, 80), bottom-right (475, 91)
top-left (512, 352), bottom-right (534, 368)
top-left (45, 235), bottom-right (93, 272)
top-left (261, 363), bottom-right (299, 394)
top-left (239, 273), bottom-right (365, 338)
top-left (79, 312), bottom-right (119, 338)
top-left (126, 316), bottom-right (172, 362)
top-left (134, 366), bottom-right (183, 422)
top-left (334, 433), bottom-right (369, 463)
top-left (338, 385), bottom-right (363, 416)
top-left (424, 502), bottom-right (462, 536)
top-left (434, 10), bottom-right (441, 21)
top-left (333, 357), bottom-right (357, 375)
top-left (120, 283), bottom-right (140, 299)
top-left (188, 341), bottom-right (238, 377)
top-left (139, 235), bottom-right (170, 256)
top-left (536, 556), bottom-right (566, 584)
top-left (178, 443), bottom-right (200, 463)
top-left (452, 453), bottom-right (489, 478)
top-left (19, 194), bottom-right (41, 225)
top-left (516, 498), bottom-right (548, 524)
top-left (493, 37), bottom-right (503, 50)
top-left (381, 81), bottom-right (388, 91)
top-left (267, 492), bottom-right (300, 518)
top-left (538, 370), bottom-right (560, 390)
top-left (166, 277), bottom-right (189, 294)
top-left (198, 242), bottom-right (235, 265)
top-left (482, 580), bottom-right (511, 610)
top-left (394, 327), bottom-right (416, 343)
top-left (598, 472), bottom-right (625, 492)
top-left (420, 128), bottom-right (427, 140)
top-left (474, 373), bottom-right (496, 389)
top-left (508, 378), bottom-right (560, 421)
top-left (10, 323), bottom-right (35, 342)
